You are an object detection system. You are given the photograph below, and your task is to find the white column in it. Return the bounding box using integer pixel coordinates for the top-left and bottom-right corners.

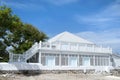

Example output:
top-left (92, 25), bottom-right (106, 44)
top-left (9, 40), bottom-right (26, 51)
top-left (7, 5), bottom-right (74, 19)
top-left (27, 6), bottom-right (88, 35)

top-left (59, 53), bottom-right (61, 66)
top-left (81, 55), bottom-right (83, 66)
top-left (108, 55), bottom-right (111, 66)
top-left (97, 56), bottom-right (98, 66)
top-left (77, 54), bottom-right (79, 67)
top-left (96, 56), bottom-right (98, 66)
top-left (67, 54), bottom-right (69, 66)
top-left (99, 56), bottom-right (101, 66)
top-left (101, 57), bottom-right (102, 66)
top-left (39, 41), bottom-right (42, 49)
top-left (104, 57), bottom-right (105, 66)
top-left (38, 51), bottom-right (41, 64)
top-left (104, 57), bottom-right (106, 66)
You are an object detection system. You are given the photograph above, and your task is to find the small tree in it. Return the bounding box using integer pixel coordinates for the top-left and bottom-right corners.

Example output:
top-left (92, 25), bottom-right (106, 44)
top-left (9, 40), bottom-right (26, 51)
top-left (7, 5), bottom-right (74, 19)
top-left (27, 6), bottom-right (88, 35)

top-left (0, 6), bottom-right (48, 62)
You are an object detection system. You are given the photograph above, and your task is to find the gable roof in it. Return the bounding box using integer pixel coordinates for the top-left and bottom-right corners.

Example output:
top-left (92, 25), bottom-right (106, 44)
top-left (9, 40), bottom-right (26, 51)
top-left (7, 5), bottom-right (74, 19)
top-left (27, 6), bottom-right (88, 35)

top-left (48, 31), bottom-right (94, 44)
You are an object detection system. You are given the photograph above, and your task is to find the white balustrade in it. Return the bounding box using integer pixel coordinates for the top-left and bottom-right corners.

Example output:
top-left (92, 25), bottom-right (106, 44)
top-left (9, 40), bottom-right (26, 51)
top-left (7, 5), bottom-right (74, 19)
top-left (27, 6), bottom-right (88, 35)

top-left (39, 42), bottom-right (112, 53)
top-left (10, 42), bottom-right (39, 62)
top-left (23, 43), bottom-right (39, 60)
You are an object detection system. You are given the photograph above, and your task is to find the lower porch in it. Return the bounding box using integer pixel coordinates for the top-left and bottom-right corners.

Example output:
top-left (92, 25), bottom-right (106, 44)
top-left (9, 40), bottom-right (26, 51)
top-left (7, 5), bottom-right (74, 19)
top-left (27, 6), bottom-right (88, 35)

top-left (27, 52), bottom-right (111, 68)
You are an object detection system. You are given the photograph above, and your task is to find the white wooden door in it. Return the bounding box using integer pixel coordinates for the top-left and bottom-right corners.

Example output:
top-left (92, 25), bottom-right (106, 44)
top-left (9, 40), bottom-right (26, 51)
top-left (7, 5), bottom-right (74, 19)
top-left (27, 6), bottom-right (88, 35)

top-left (69, 57), bottom-right (77, 67)
top-left (83, 57), bottom-right (90, 66)
top-left (46, 56), bottom-right (55, 67)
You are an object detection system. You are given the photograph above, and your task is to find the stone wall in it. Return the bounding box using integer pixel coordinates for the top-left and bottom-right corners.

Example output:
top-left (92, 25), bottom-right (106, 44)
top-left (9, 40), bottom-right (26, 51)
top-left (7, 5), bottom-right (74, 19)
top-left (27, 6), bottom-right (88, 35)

top-left (110, 69), bottom-right (120, 76)
top-left (0, 69), bottom-right (96, 75)
top-left (1, 69), bottom-right (120, 76)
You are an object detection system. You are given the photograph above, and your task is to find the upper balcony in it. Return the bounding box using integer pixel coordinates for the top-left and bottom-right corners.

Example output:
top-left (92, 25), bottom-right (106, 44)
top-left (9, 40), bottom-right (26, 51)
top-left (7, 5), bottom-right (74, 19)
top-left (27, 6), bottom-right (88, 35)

top-left (38, 41), bottom-right (112, 54)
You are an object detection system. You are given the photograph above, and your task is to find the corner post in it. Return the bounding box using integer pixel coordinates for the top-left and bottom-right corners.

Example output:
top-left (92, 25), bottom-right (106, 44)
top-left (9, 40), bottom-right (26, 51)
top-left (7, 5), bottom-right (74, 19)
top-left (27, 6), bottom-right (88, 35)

top-left (38, 41), bottom-right (42, 64)
top-left (39, 41), bottom-right (42, 49)
top-left (38, 50), bottom-right (41, 64)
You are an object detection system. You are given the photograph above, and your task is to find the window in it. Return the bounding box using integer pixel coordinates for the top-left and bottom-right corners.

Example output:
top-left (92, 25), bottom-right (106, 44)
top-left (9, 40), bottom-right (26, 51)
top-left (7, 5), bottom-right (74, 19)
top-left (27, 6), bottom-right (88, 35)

top-left (61, 54), bottom-right (68, 66)
top-left (79, 55), bottom-right (82, 66)
top-left (41, 53), bottom-right (59, 66)
top-left (90, 56), bottom-right (94, 66)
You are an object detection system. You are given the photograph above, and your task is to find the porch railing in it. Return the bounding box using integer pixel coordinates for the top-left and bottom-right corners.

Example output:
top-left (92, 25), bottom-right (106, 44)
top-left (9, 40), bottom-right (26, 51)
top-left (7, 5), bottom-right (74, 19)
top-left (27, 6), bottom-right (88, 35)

top-left (40, 42), bottom-right (112, 53)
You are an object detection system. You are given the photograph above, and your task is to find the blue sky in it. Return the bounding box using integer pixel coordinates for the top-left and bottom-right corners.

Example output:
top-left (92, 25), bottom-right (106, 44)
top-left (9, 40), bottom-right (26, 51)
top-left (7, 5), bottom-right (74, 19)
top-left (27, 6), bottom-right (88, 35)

top-left (1, 0), bottom-right (120, 53)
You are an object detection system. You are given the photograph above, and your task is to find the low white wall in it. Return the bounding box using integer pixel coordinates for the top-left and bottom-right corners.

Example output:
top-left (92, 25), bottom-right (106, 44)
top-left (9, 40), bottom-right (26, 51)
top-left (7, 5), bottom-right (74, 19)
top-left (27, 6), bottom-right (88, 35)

top-left (0, 63), bottom-right (42, 70)
top-left (114, 58), bottom-right (120, 67)
top-left (0, 63), bottom-right (112, 72)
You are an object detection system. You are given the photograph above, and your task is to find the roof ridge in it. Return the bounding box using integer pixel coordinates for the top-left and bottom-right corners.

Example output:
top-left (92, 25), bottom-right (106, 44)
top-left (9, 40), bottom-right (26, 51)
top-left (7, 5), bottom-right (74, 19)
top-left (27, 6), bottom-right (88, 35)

top-left (48, 31), bottom-right (94, 44)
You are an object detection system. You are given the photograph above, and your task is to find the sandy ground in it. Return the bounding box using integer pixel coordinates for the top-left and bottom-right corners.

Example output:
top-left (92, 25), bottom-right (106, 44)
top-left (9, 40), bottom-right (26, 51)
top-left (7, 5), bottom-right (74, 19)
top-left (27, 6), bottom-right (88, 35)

top-left (0, 73), bottom-right (120, 80)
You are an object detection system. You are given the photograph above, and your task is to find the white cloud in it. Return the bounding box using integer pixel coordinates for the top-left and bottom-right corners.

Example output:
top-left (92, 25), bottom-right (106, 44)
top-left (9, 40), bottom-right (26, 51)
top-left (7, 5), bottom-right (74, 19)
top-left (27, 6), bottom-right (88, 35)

top-left (75, 28), bottom-right (120, 53)
top-left (74, 0), bottom-right (120, 53)
top-left (45, 0), bottom-right (78, 6)
top-left (75, 1), bottom-right (120, 28)
top-left (1, 0), bottom-right (45, 11)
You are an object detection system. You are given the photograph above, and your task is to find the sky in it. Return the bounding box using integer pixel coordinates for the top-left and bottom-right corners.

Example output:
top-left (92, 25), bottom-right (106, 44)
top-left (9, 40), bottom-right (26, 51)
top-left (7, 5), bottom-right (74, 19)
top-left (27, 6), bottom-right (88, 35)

top-left (1, 0), bottom-right (120, 53)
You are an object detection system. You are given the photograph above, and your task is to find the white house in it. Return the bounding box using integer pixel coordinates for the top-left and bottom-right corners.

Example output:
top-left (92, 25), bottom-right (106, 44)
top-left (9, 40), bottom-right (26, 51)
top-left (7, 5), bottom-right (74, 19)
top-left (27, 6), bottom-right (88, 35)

top-left (8, 31), bottom-right (120, 72)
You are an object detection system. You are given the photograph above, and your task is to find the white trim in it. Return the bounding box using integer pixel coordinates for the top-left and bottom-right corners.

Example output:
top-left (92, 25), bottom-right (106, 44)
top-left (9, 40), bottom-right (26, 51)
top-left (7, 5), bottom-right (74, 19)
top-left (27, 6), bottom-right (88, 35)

top-left (38, 51), bottom-right (41, 63)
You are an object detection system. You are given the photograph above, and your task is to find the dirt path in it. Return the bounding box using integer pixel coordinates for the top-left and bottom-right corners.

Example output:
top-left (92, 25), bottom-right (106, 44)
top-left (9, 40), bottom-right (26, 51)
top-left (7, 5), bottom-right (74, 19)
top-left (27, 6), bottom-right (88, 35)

top-left (0, 74), bottom-right (120, 80)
